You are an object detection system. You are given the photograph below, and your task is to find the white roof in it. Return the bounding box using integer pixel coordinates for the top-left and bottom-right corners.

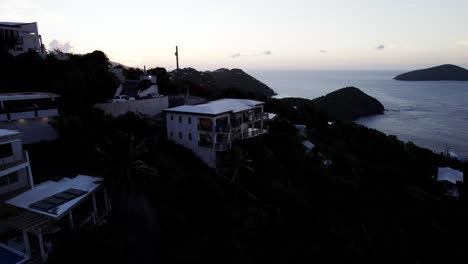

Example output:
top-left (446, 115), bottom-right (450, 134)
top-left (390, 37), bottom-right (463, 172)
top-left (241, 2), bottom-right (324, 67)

top-left (165, 98), bottom-right (264, 115)
top-left (0, 92), bottom-right (60, 101)
top-left (6, 175), bottom-right (103, 219)
top-left (0, 128), bottom-right (20, 138)
top-left (437, 167), bottom-right (464, 184)
top-left (303, 140), bottom-right (315, 151)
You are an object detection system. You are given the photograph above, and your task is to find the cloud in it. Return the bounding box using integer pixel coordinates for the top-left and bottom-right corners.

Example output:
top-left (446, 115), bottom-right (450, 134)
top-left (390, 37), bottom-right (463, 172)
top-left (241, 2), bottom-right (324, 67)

top-left (230, 52), bottom-right (241, 58)
top-left (375, 44), bottom-right (385, 50)
top-left (456, 40), bottom-right (468, 46)
top-left (263, 50), bottom-right (272, 55)
top-left (320, 49), bottom-right (327, 53)
top-left (48, 40), bottom-right (73, 53)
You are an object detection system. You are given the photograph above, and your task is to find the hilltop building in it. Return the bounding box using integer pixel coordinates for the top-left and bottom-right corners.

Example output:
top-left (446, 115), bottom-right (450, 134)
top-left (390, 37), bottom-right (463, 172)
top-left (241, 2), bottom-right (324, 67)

top-left (164, 99), bottom-right (268, 168)
top-left (0, 22), bottom-right (44, 56)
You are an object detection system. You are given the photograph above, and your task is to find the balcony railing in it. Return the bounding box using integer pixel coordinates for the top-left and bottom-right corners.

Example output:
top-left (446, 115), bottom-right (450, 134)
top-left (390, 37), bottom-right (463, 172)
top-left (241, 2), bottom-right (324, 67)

top-left (241, 128), bottom-right (268, 139)
top-left (198, 124), bottom-right (213, 132)
top-left (215, 142), bottom-right (231, 151)
top-left (0, 152), bottom-right (28, 173)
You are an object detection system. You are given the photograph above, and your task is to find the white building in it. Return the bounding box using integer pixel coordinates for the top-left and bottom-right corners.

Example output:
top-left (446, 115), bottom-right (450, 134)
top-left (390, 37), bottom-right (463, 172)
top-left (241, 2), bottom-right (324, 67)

top-left (0, 175), bottom-right (111, 263)
top-left (0, 129), bottom-right (33, 197)
top-left (0, 92), bottom-right (60, 144)
top-left (437, 167), bottom-right (464, 198)
top-left (164, 99), bottom-right (268, 168)
top-left (0, 22), bottom-right (44, 56)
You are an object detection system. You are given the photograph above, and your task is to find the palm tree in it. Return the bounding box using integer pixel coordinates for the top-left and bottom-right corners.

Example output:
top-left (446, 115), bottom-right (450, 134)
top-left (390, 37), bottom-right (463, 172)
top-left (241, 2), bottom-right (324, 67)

top-left (224, 146), bottom-right (255, 199)
top-left (95, 132), bottom-right (158, 197)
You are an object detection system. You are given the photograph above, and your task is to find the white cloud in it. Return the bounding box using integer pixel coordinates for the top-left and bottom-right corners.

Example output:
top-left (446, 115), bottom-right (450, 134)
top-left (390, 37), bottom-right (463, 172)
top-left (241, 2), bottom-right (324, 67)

top-left (48, 40), bottom-right (73, 53)
top-left (376, 44), bottom-right (385, 50)
top-left (230, 53), bottom-right (241, 58)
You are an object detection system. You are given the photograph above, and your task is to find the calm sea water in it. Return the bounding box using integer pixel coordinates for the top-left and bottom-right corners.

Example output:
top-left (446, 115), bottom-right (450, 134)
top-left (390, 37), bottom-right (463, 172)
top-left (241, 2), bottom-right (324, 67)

top-left (250, 70), bottom-right (468, 161)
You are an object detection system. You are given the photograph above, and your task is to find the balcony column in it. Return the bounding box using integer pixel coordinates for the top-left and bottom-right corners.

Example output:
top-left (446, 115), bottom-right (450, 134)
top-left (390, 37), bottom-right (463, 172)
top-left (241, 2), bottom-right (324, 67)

top-left (25, 150), bottom-right (35, 188)
top-left (92, 192), bottom-right (98, 224)
top-left (38, 229), bottom-right (46, 261)
top-left (212, 117), bottom-right (217, 150)
top-left (22, 230), bottom-right (31, 257)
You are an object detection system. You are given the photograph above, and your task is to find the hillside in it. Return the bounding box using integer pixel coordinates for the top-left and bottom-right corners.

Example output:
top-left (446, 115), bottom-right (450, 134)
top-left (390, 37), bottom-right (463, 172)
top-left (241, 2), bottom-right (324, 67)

top-left (272, 87), bottom-right (384, 121)
top-left (171, 68), bottom-right (276, 99)
top-left (395, 64), bottom-right (468, 81)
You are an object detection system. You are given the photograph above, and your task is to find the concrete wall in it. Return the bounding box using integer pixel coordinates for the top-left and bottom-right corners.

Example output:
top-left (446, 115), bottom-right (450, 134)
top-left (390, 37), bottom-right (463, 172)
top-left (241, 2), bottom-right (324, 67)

top-left (166, 113), bottom-right (217, 168)
top-left (95, 96), bottom-right (169, 118)
top-left (0, 118), bottom-right (58, 144)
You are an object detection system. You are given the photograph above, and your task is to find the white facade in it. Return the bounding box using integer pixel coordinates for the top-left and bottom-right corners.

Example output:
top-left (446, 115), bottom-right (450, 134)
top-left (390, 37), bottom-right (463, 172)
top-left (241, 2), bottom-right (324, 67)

top-left (165, 99), bottom-right (268, 168)
top-left (0, 22), bottom-right (44, 56)
top-left (0, 129), bottom-right (33, 196)
top-left (0, 92), bottom-right (60, 144)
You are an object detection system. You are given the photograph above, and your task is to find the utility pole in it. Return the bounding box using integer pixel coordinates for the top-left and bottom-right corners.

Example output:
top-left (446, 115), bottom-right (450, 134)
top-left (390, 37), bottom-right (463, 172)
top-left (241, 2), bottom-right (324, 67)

top-left (175, 46), bottom-right (181, 94)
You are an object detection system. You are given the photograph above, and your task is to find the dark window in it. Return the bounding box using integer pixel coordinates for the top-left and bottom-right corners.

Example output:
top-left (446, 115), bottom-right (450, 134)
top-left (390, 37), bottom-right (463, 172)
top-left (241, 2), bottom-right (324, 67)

top-left (0, 176), bottom-right (7, 187)
top-left (170, 131), bottom-right (173, 137)
top-left (0, 172), bottom-right (18, 187)
top-left (170, 115), bottom-right (174, 121)
top-left (179, 132), bottom-right (182, 139)
top-left (8, 172), bottom-right (18, 184)
top-left (188, 117), bottom-right (192, 124)
top-left (179, 116), bottom-right (182, 123)
top-left (189, 133), bottom-right (192, 141)
top-left (0, 143), bottom-right (13, 159)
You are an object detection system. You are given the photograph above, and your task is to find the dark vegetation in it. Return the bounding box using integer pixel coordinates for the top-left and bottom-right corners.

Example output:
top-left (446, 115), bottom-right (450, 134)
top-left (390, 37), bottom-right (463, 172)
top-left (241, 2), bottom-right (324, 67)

top-left (36, 102), bottom-right (467, 264)
top-left (162, 67), bottom-right (275, 100)
top-left (0, 49), bottom-right (119, 111)
top-left (395, 64), bottom-right (468, 81)
top-left (3, 51), bottom-right (468, 263)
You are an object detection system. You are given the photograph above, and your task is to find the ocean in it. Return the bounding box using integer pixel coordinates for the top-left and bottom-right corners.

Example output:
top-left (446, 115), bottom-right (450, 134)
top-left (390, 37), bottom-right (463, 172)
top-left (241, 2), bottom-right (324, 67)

top-left (249, 70), bottom-right (468, 161)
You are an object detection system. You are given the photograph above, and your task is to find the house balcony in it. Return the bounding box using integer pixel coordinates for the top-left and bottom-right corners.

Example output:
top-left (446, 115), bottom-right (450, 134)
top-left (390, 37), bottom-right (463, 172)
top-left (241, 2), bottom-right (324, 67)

top-left (241, 127), bottom-right (268, 139)
top-left (0, 108), bottom-right (59, 122)
top-left (198, 141), bottom-right (232, 151)
top-left (0, 152), bottom-right (29, 178)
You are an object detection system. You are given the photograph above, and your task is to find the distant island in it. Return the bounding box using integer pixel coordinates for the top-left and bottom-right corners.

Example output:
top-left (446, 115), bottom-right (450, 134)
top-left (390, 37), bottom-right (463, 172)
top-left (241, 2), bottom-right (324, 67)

top-left (272, 87), bottom-right (384, 121)
top-left (394, 64), bottom-right (468, 81)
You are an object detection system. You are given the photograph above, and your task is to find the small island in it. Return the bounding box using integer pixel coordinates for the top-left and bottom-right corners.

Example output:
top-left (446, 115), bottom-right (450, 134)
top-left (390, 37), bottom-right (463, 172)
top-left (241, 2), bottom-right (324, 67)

top-left (274, 87), bottom-right (385, 122)
top-left (394, 64), bottom-right (468, 81)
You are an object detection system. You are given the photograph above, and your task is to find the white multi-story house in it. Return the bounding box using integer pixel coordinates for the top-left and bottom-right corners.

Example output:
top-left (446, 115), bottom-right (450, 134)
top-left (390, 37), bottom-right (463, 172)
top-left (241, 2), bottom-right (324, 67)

top-left (164, 99), bottom-right (268, 168)
top-left (0, 22), bottom-right (44, 56)
top-left (0, 129), bottom-right (33, 197)
top-left (0, 92), bottom-right (60, 144)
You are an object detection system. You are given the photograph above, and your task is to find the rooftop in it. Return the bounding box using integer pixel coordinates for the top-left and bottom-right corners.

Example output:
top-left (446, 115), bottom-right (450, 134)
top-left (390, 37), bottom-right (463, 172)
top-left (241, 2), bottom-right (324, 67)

top-left (0, 22), bottom-right (34, 28)
top-left (0, 92), bottom-right (60, 101)
top-left (437, 167), bottom-right (464, 184)
top-left (165, 98), bottom-right (264, 115)
top-left (6, 175), bottom-right (103, 219)
top-left (0, 129), bottom-right (20, 138)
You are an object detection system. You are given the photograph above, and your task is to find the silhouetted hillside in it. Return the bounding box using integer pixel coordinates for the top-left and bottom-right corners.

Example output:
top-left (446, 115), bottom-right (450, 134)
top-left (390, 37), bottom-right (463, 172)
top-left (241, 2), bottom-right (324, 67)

top-left (395, 64), bottom-right (468, 81)
top-left (275, 87), bottom-right (384, 121)
top-left (171, 68), bottom-right (276, 99)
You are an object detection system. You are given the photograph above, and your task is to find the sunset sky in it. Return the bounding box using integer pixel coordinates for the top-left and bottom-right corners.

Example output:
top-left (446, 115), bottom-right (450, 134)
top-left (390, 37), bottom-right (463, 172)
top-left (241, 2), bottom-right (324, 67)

top-left (2, 0), bottom-right (468, 70)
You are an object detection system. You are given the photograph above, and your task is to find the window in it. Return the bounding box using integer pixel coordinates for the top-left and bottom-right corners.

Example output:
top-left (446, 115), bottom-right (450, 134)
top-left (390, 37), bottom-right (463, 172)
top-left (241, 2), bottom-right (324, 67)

top-left (188, 117), bottom-right (192, 124)
top-left (0, 143), bottom-right (13, 159)
top-left (170, 115), bottom-right (174, 121)
top-left (170, 131), bottom-right (173, 137)
top-left (0, 172), bottom-right (18, 187)
top-left (179, 132), bottom-right (182, 139)
top-left (179, 116), bottom-right (182, 123)
top-left (189, 133), bottom-right (192, 141)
